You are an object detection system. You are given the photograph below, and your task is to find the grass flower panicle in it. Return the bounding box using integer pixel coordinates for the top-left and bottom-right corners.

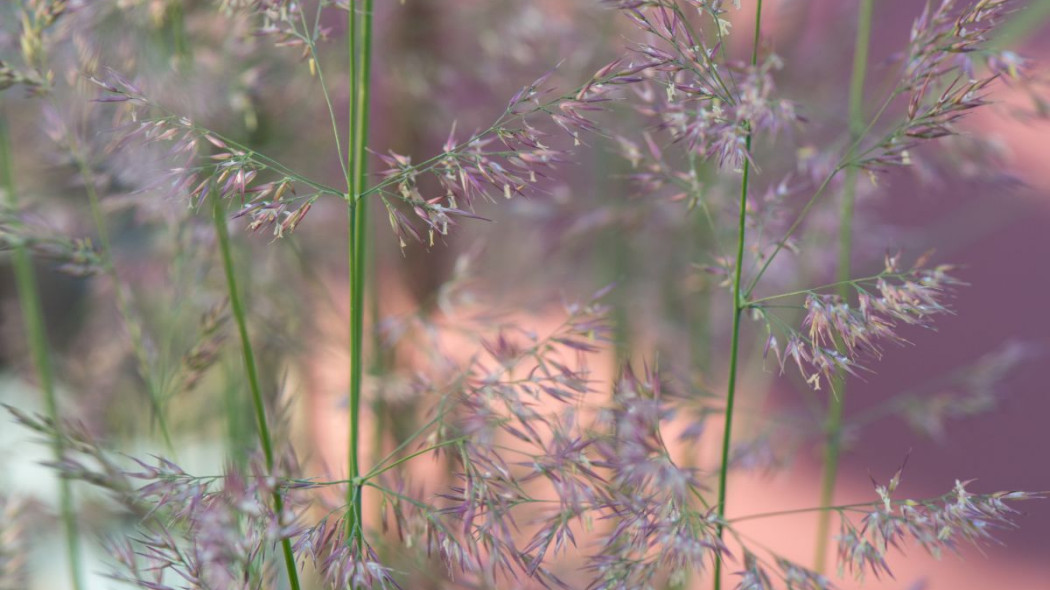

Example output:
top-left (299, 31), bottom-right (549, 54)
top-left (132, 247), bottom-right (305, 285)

top-left (839, 474), bottom-right (1044, 581)
top-left (587, 365), bottom-right (724, 590)
top-left (858, 0), bottom-right (1033, 172)
top-left (755, 255), bottom-right (961, 390)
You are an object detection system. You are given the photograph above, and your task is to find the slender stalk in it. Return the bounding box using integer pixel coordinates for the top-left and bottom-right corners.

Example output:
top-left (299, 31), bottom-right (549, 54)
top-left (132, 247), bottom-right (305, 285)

top-left (211, 192), bottom-right (301, 590)
top-left (713, 4), bottom-right (762, 589)
top-left (364, 438), bottom-right (467, 481)
top-left (166, 1), bottom-right (189, 65)
top-left (29, 17), bottom-right (175, 448)
top-left (745, 272), bottom-right (906, 306)
top-left (729, 504), bottom-right (868, 524)
top-left (688, 153), bottom-right (720, 377)
top-left (296, 6), bottom-right (348, 181)
top-left (68, 136), bottom-right (174, 451)
top-left (596, 144), bottom-right (632, 363)
top-left (743, 86), bottom-right (899, 298)
top-left (346, 0), bottom-right (374, 554)
top-left (814, 0), bottom-right (873, 574)
top-left (1, 104), bottom-right (84, 590)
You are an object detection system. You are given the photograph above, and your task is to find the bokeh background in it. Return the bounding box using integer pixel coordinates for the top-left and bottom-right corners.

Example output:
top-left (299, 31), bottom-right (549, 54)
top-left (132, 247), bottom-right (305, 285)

top-left (1, 1), bottom-right (1049, 588)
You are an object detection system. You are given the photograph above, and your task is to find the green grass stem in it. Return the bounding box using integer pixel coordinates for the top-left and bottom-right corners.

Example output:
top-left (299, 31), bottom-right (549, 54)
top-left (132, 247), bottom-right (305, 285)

top-left (346, 0), bottom-right (374, 555)
top-left (1, 102), bottom-right (85, 590)
top-left (211, 192), bottom-right (301, 590)
top-left (69, 136), bottom-right (174, 451)
top-left (814, 0), bottom-right (873, 574)
top-left (712, 4), bottom-right (763, 589)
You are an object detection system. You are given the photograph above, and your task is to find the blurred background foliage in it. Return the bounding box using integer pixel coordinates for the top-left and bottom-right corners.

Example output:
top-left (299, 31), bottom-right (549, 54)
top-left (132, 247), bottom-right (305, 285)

top-left (1, 1), bottom-right (1049, 588)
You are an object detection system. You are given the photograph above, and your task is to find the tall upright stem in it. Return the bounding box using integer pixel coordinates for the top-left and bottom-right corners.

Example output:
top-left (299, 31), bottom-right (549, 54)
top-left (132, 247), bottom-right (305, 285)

top-left (1, 104), bottom-right (84, 590)
top-left (211, 193), bottom-right (301, 590)
top-left (346, 0), bottom-right (374, 553)
top-left (68, 134), bottom-right (173, 451)
top-left (713, 4), bottom-right (762, 589)
top-left (814, 0), bottom-right (873, 574)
